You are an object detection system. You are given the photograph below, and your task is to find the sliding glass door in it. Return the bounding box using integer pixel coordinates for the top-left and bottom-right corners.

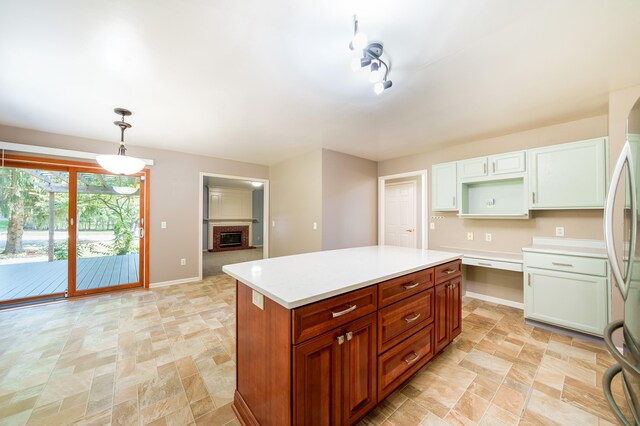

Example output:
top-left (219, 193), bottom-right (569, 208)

top-left (70, 171), bottom-right (144, 296)
top-left (0, 166), bottom-right (70, 303)
top-left (0, 157), bottom-right (148, 306)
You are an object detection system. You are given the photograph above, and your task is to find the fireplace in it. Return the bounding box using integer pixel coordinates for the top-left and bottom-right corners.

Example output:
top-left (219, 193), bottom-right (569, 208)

top-left (220, 232), bottom-right (242, 247)
top-left (211, 225), bottom-right (252, 252)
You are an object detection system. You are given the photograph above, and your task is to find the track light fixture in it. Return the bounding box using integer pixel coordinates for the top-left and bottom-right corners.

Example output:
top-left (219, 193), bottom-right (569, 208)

top-left (349, 15), bottom-right (392, 95)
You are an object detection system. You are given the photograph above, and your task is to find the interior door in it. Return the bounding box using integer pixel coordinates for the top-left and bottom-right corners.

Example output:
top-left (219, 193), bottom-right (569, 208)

top-left (384, 182), bottom-right (416, 248)
top-left (70, 170), bottom-right (145, 296)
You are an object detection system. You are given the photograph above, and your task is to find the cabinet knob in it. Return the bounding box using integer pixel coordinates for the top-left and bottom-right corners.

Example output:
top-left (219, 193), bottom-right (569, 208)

top-left (337, 335), bottom-right (345, 345)
top-left (346, 331), bottom-right (353, 341)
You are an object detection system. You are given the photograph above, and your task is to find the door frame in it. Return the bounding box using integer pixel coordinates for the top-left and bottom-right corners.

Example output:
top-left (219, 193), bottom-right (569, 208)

top-left (378, 170), bottom-right (428, 249)
top-left (1, 154), bottom-right (150, 305)
top-left (198, 172), bottom-right (269, 281)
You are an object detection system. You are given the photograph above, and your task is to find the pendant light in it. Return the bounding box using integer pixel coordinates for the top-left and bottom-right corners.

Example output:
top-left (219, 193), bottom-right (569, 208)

top-left (96, 108), bottom-right (145, 175)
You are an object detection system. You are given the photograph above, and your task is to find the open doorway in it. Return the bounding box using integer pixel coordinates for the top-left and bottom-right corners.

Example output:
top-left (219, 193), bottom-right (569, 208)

top-left (198, 173), bottom-right (269, 280)
top-left (378, 170), bottom-right (428, 249)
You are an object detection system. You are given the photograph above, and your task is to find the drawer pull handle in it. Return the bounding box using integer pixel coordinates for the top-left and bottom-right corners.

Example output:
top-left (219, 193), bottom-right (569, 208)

top-left (331, 304), bottom-right (357, 318)
top-left (404, 351), bottom-right (420, 365)
top-left (404, 313), bottom-right (421, 323)
top-left (403, 282), bottom-right (420, 290)
top-left (478, 262), bottom-right (492, 267)
top-left (444, 269), bottom-right (456, 275)
top-left (346, 331), bottom-right (353, 341)
top-left (337, 335), bottom-right (345, 345)
top-left (552, 262), bottom-right (573, 267)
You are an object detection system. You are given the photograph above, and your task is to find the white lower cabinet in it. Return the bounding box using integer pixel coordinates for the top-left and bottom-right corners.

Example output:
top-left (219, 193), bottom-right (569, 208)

top-left (523, 252), bottom-right (609, 336)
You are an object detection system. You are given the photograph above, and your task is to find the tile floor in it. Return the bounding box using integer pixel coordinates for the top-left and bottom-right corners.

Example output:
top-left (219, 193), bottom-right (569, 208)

top-left (0, 275), bottom-right (631, 425)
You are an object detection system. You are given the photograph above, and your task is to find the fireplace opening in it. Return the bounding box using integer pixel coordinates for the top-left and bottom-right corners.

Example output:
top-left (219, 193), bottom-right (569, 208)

top-left (220, 231), bottom-right (242, 247)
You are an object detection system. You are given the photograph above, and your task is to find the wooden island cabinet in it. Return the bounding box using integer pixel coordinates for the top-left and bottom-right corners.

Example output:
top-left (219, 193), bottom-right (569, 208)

top-left (227, 249), bottom-right (462, 426)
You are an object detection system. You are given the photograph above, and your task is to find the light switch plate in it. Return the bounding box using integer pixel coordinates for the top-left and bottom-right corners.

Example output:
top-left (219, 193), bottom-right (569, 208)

top-left (161, 221), bottom-right (166, 229)
top-left (467, 232), bottom-right (474, 241)
top-left (430, 222), bottom-right (435, 230)
top-left (252, 290), bottom-right (264, 310)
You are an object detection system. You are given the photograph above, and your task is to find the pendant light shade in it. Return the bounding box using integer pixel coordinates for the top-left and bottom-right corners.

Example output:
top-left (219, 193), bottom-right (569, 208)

top-left (96, 108), bottom-right (145, 175)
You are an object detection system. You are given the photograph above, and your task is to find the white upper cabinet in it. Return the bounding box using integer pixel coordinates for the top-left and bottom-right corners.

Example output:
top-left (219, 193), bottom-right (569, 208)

top-left (528, 138), bottom-right (607, 209)
top-left (489, 151), bottom-right (526, 175)
top-left (458, 157), bottom-right (488, 179)
top-left (431, 162), bottom-right (457, 211)
top-left (459, 151), bottom-right (526, 180)
top-left (209, 187), bottom-right (253, 219)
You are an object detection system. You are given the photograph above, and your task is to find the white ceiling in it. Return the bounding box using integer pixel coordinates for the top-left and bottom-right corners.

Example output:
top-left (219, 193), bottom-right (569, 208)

top-left (1, 1), bottom-right (639, 165)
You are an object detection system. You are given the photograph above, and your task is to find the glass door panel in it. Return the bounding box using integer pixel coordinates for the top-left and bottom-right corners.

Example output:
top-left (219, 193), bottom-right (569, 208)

top-left (0, 167), bottom-right (69, 303)
top-left (73, 172), bottom-right (142, 294)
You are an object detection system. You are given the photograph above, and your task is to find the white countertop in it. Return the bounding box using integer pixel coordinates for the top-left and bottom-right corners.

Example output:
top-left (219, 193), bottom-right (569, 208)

top-left (522, 237), bottom-right (608, 259)
top-left (222, 245), bottom-right (462, 309)
top-left (438, 247), bottom-right (523, 263)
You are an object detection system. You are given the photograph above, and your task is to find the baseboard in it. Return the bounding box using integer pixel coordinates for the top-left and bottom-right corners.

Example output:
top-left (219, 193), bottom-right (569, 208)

top-left (464, 291), bottom-right (524, 310)
top-left (149, 276), bottom-right (200, 288)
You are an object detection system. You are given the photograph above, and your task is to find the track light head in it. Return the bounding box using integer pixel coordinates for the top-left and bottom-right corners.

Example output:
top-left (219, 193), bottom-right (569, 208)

top-left (369, 62), bottom-right (382, 83)
top-left (373, 80), bottom-right (392, 95)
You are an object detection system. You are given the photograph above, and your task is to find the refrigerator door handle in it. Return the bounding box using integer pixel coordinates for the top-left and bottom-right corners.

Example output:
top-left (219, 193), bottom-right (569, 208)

top-left (604, 141), bottom-right (636, 301)
top-left (603, 363), bottom-right (633, 426)
top-left (604, 320), bottom-right (640, 377)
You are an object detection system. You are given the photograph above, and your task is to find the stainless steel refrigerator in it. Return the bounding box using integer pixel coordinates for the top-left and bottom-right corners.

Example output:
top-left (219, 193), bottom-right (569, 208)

top-left (603, 95), bottom-right (640, 425)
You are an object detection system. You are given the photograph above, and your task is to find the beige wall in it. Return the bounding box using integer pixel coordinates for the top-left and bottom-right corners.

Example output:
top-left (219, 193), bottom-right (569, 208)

top-left (0, 124), bottom-right (268, 284)
top-left (269, 150), bottom-right (322, 257)
top-left (378, 115), bottom-right (609, 303)
top-left (321, 149), bottom-right (377, 250)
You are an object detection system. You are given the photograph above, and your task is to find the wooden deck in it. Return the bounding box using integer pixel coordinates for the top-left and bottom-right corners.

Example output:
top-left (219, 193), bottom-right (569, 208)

top-left (0, 254), bottom-right (139, 302)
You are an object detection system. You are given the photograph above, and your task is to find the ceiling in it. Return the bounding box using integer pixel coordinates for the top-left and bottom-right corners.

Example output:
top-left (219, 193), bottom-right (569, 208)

top-left (1, 1), bottom-right (639, 166)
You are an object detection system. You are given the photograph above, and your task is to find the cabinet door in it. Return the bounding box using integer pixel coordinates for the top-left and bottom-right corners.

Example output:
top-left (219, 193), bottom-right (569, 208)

top-left (524, 267), bottom-right (608, 336)
top-left (458, 157), bottom-right (488, 179)
top-left (434, 282), bottom-right (450, 353)
top-left (489, 151), bottom-right (526, 175)
top-left (448, 276), bottom-right (462, 340)
top-left (528, 138), bottom-right (607, 209)
top-left (294, 328), bottom-right (343, 425)
top-left (431, 162), bottom-right (458, 211)
top-left (342, 314), bottom-right (377, 425)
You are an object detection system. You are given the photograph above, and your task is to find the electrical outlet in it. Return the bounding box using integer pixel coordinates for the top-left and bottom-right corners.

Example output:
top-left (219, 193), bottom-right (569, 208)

top-left (467, 232), bottom-right (474, 241)
top-left (252, 290), bottom-right (264, 310)
top-left (485, 233), bottom-right (492, 242)
top-left (180, 258), bottom-right (186, 266)
top-left (313, 222), bottom-right (317, 230)
top-left (556, 227), bottom-right (565, 237)
top-left (430, 222), bottom-right (435, 230)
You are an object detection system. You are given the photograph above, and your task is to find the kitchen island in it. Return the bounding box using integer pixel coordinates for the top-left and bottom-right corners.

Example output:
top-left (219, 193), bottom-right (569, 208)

top-left (223, 245), bottom-right (463, 425)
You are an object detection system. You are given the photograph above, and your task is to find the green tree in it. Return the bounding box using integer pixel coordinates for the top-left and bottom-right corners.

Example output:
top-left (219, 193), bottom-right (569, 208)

top-left (0, 168), bottom-right (32, 254)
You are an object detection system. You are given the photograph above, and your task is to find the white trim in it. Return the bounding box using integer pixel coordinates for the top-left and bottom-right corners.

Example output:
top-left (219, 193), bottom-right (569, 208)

top-left (150, 276), bottom-right (200, 288)
top-left (0, 141), bottom-right (154, 165)
top-left (378, 170), bottom-right (428, 249)
top-left (464, 291), bottom-right (524, 310)
top-left (198, 172), bottom-right (269, 281)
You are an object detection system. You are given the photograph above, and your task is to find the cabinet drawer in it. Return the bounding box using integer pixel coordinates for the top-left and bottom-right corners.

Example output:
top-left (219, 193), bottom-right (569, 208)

top-left (434, 260), bottom-right (462, 284)
top-left (378, 323), bottom-right (434, 400)
top-left (293, 286), bottom-right (377, 344)
top-left (378, 289), bottom-right (434, 354)
top-left (378, 268), bottom-right (434, 308)
top-left (523, 252), bottom-right (607, 277)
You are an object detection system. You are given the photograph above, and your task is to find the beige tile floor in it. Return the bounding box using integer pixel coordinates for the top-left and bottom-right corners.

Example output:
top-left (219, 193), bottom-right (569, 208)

top-left (0, 275), bottom-right (631, 425)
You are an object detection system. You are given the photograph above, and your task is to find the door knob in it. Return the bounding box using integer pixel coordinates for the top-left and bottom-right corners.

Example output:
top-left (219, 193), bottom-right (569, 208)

top-left (405, 229), bottom-right (414, 232)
